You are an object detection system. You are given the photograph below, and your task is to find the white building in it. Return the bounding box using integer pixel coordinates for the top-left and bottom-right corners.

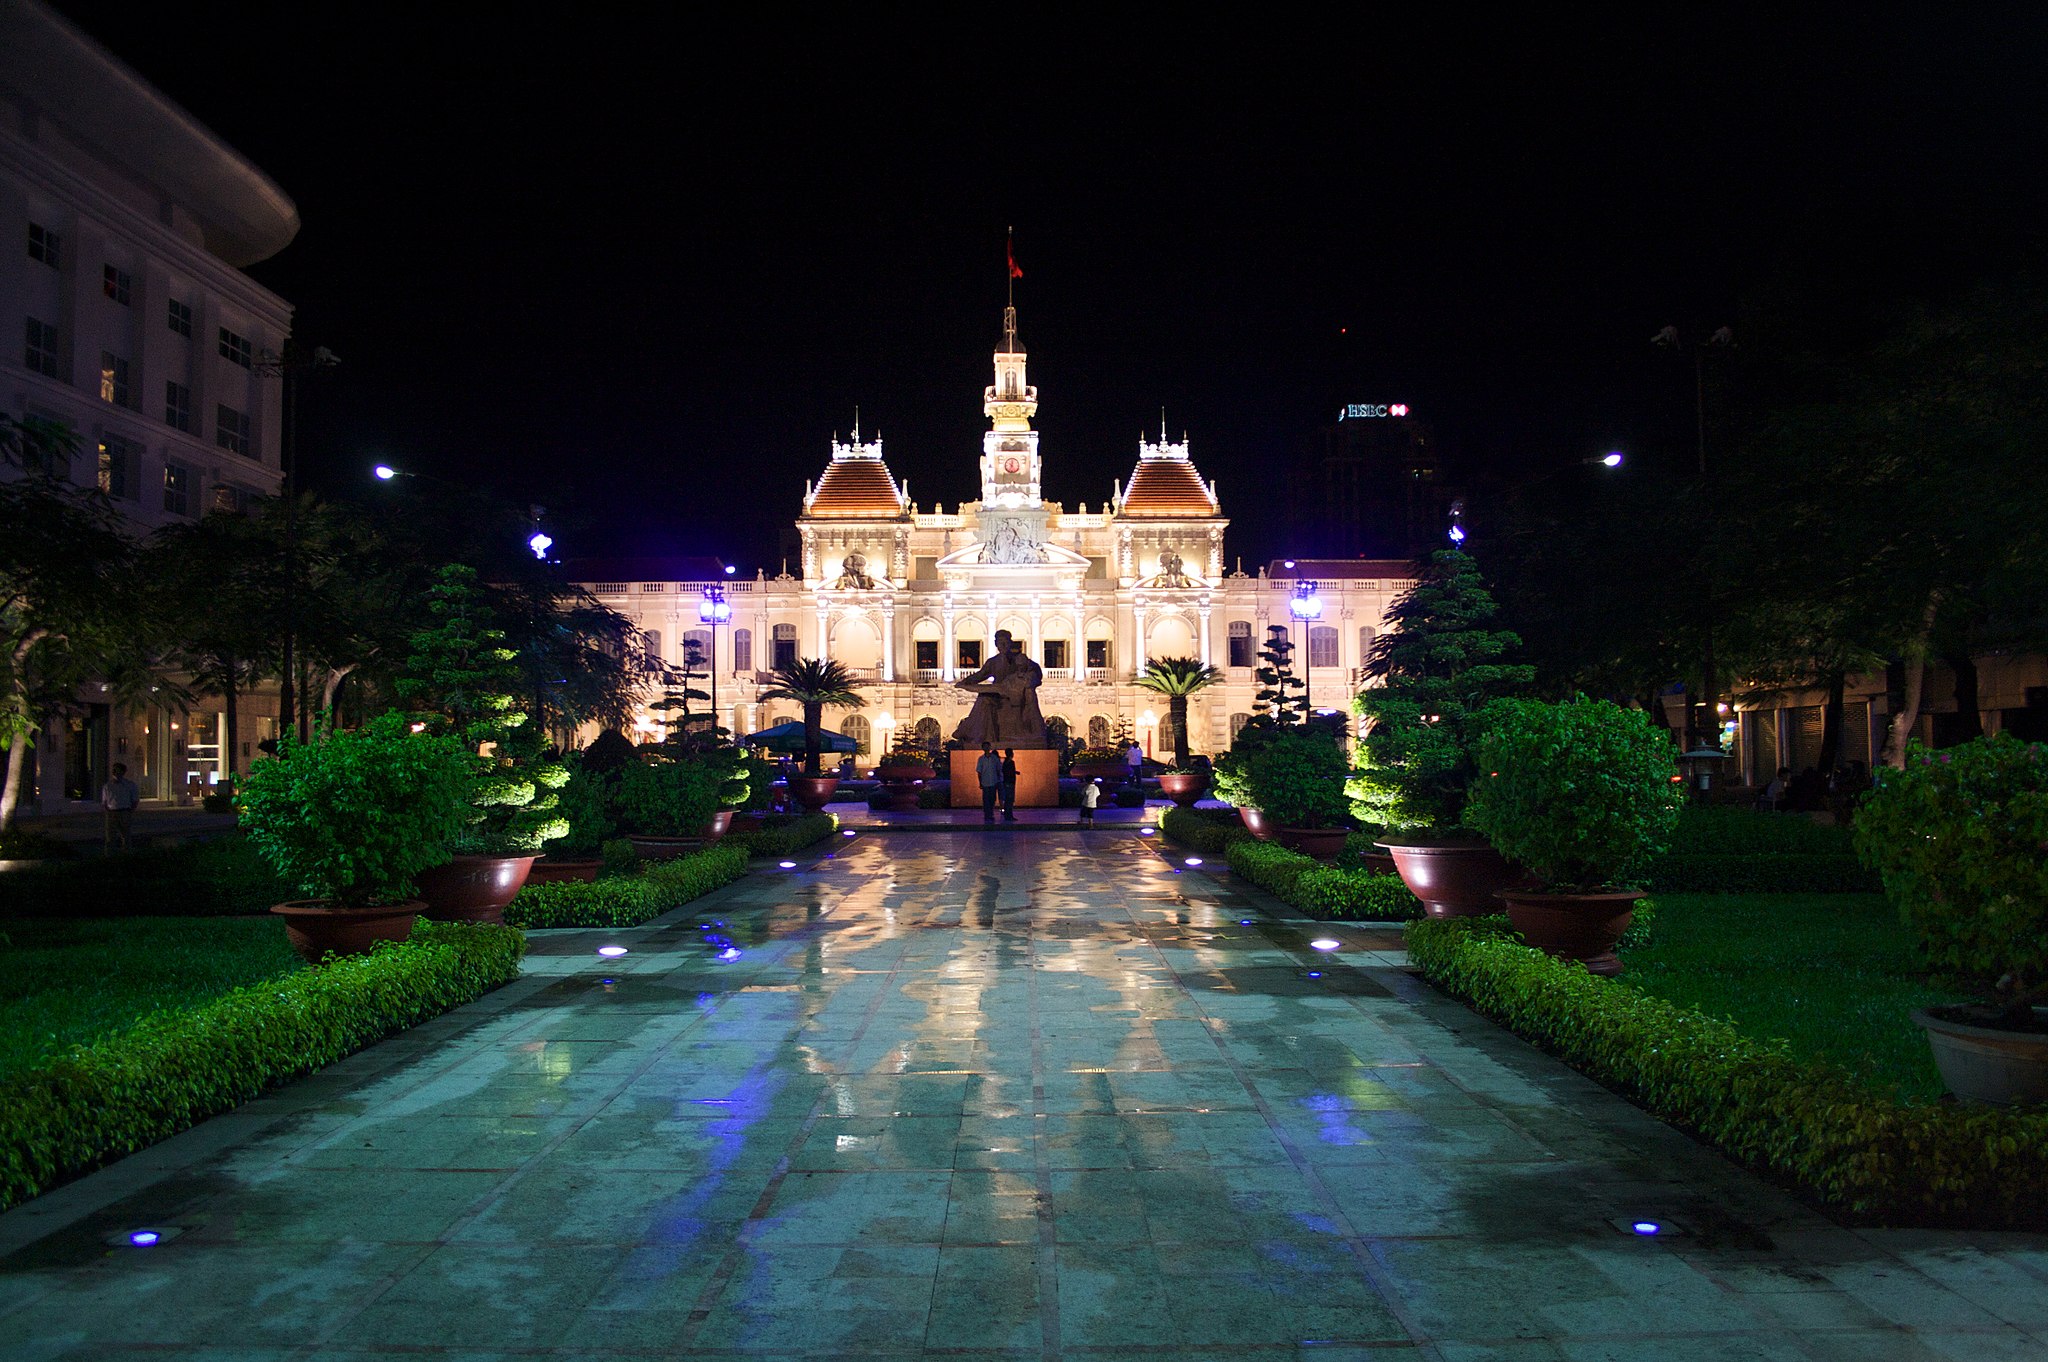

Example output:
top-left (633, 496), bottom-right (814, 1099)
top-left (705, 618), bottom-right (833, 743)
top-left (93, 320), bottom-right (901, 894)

top-left (571, 305), bottom-right (1415, 761)
top-left (1, 0), bottom-right (298, 809)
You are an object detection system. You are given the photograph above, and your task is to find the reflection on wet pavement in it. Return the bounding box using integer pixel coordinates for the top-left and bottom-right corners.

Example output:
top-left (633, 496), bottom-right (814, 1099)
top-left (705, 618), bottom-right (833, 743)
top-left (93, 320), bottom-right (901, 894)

top-left (3, 829), bottom-right (2044, 1359)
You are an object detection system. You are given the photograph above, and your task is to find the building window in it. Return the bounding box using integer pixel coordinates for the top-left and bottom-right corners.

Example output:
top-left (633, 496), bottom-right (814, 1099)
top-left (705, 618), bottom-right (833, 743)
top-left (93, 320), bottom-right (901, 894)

top-left (771, 623), bottom-right (798, 670)
top-left (1230, 712), bottom-right (1251, 738)
top-left (97, 435), bottom-right (139, 500)
top-left (1309, 625), bottom-right (1339, 669)
top-left (914, 639), bottom-right (939, 671)
top-left (24, 318), bottom-right (59, 377)
top-left (1227, 620), bottom-right (1254, 668)
top-left (165, 381), bottom-right (192, 432)
top-left (218, 327), bottom-right (252, 368)
top-left (163, 462), bottom-right (190, 515)
top-left (28, 223), bottom-right (60, 267)
top-left (99, 352), bottom-right (130, 406)
top-left (957, 640), bottom-right (982, 670)
top-left (1088, 715), bottom-right (1113, 748)
top-left (216, 404), bottom-right (251, 455)
top-left (683, 629), bottom-right (711, 668)
top-left (640, 630), bottom-right (662, 662)
top-left (842, 714), bottom-right (870, 755)
top-left (167, 299), bottom-right (192, 337)
top-left (1358, 626), bottom-right (1377, 668)
top-left (1043, 638), bottom-right (1069, 670)
top-left (1086, 638), bottom-right (1110, 671)
top-left (733, 627), bottom-right (752, 672)
top-left (102, 265), bottom-right (131, 305)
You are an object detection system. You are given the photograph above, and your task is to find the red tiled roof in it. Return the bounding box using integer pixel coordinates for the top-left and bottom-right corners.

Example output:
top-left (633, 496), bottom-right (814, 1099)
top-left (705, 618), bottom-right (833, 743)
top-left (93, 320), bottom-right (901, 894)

top-left (807, 459), bottom-right (907, 518)
top-left (1120, 459), bottom-right (1218, 517)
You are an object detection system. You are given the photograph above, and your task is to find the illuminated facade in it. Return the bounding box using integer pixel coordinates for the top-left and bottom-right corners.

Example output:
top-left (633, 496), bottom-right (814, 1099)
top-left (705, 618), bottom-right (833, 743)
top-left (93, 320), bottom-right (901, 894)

top-left (574, 306), bottom-right (1416, 759)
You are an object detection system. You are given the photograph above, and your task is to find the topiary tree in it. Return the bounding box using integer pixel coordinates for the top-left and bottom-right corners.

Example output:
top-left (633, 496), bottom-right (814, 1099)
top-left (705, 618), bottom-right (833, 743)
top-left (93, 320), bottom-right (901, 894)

top-left (396, 565), bottom-right (567, 855)
top-left (1136, 656), bottom-right (1225, 769)
top-left (1354, 549), bottom-right (1535, 833)
top-left (1248, 625), bottom-right (1307, 733)
top-left (1241, 726), bottom-right (1352, 828)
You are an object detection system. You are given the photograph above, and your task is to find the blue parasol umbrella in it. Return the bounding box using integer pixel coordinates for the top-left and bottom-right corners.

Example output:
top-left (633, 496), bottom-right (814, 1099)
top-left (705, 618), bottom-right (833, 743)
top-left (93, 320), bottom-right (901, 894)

top-left (745, 720), bottom-right (858, 754)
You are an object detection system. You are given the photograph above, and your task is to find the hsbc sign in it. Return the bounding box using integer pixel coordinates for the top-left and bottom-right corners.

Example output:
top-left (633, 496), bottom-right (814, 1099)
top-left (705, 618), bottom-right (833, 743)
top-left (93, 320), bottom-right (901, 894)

top-left (1339, 403), bottom-right (1409, 420)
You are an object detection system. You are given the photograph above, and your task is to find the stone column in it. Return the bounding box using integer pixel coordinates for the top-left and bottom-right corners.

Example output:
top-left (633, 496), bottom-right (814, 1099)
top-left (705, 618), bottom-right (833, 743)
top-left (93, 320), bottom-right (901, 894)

top-left (816, 600), bottom-right (830, 659)
top-left (942, 603), bottom-right (957, 681)
top-left (1198, 602), bottom-right (1213, 669)
top-left (1133, 600), bottom-right (1148, 677)
top-left (882, 601), bottom-right (896, 681)
top-left (1029, 595), bottom-right (1043, 667)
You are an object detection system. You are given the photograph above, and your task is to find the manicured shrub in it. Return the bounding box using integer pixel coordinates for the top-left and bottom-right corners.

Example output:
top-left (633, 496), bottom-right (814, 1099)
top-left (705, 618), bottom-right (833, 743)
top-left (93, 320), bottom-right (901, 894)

top-left (0, 920), bottom-right (525, 1212)
top-left (1405, 917), bottom-right (2048, 1226)
top-left (612, 757), bottom-right (726, 837)
top-left (549, 755), bottom-right (616, 858)
top-left (1466, 696), bottom-right (1682, 890)
top-left (504, 844), bottom-right (749, 928)
top-left (1854, 734), bottom-right (2048, 987)
top-left (726, 811), bottom-right (838, 858)
top-left (0, 836), bottom-right (294, 918)
top-left (1646, 853), bottom-right (1877, 894)
top-left (1666, 804), bottom-right (1856, 856)
top-left (1239, 727), bottom-right (1351, 828)
top-left (1223, 838), bottom-right (1421, 921)
top-left (1159, 806), bottom-right (1246, 854)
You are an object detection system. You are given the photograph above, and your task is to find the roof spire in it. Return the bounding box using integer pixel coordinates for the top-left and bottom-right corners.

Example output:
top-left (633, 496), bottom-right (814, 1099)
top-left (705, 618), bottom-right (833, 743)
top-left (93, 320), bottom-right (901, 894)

top-left (852, 405), bottom-right (859, 443)
top-left (1004, 227), bottom-right (1022, 349)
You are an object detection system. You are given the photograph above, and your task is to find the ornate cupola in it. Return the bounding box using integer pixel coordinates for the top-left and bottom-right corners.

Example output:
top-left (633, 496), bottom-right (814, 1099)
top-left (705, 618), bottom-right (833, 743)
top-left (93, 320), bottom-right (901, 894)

top-left (979, 305), bottom-right (1042, 508)
top-left (801, 417), bottom-right (911, 520)
top-left (1114, 425), bottom-right (1222, 518)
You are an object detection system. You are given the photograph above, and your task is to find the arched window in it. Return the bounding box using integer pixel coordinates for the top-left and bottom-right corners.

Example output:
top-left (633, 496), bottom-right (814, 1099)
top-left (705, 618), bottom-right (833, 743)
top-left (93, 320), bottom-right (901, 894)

top-left (1045, 716), bottom-right (1071, 749)
top-left (842, 713), bottom-right (871, 755)
top-left (1309, 626), bottom-right (1338, 669)
top-left (1358, 625), bottom-right (1377, 669)
top-left (1230, 712), bottom-right (1251, 738)
top-left (1088, 715), bottom-right (1113, 748)
top-left (683, 629), bottom-right (712, 669)
top-left (1227, 620), bottom-right (1254, 668)
top-left (912, 716), bottom-right (943, 754)
top-left (771, 622), bottom-right (798, 670)
top-left (733, 627), bottom-right (752, 673)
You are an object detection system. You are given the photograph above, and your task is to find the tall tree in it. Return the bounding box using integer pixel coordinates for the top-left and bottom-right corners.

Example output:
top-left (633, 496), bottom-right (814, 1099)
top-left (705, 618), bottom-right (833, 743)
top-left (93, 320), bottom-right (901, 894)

top-left (149, 511), bottom-right (283, 783)
top-left (759, 658), bottom-right (865, 776)
top-left (1136, 656), bottom-right (1224, 768)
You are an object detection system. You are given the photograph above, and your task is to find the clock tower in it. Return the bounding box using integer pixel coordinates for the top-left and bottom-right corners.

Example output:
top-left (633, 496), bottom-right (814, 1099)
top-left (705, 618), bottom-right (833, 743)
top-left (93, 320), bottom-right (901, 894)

top-left (979, 305), bottom-right (1042, 508)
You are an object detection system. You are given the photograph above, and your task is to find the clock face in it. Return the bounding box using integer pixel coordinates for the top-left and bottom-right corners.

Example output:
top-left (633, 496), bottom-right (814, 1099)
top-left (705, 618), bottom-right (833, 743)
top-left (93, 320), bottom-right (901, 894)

top-left (1003, 458), bottom-right (1021, 474)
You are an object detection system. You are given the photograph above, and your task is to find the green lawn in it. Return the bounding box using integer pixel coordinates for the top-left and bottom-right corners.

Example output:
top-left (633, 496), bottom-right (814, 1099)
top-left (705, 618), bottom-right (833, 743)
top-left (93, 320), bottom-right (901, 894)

top-left (0, 917), bottom-right (303, 1080)
top-left (1619, 892), bottom-right (1967, 1103)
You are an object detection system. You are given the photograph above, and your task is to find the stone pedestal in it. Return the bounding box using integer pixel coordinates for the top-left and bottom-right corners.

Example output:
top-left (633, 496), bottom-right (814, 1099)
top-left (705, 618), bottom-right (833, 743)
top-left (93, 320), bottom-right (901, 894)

top-left (950, 748), bottom-right (1060, 808)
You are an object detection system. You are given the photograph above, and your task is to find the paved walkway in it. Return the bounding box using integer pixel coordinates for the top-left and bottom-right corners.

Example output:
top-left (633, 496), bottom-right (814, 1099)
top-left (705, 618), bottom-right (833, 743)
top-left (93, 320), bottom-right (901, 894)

top-left (3, 830), bottom-right (2044, 1360)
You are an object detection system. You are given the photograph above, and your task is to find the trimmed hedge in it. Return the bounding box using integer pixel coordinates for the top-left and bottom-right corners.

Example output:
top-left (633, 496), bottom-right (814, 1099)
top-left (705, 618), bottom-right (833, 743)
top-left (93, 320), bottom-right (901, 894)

top-left (1646, 852), bottom-right (1877, 894)
top-left (1223, 837), bottom-right (1423, 922)
top-left (1405, 917), bottom-right (2048, 1227)
top-left (504, 843), bottom-right (749, 929)
top-left (726, 811), bottom-right (838, 858)
top-left (0, 919), bottom-right (525, 1212)
top-left (1159, 806), bottom-right (1247, 854)
top-left (0, 835), bottom-right (294, 918)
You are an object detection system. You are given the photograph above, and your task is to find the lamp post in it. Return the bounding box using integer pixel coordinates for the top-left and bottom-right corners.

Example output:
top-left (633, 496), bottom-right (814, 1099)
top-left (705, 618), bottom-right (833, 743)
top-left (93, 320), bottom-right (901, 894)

top-left (1653, 324), bottom-right (1734, 753)
top-left (254, 343), bottom-right (339, 742)
top-left (873, 710), bottom-right (894, 770)
top-left (699, 583), bottom-right (731, 742)
top-left (1289, 579), bottom-right (1322, 722)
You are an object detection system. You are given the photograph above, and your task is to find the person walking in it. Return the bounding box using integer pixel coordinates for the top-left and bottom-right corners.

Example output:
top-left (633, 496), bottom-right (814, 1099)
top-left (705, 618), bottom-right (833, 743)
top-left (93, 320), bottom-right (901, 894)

top-left (101, 762), bottom-right (140, 852)
top-left (1000, 749), bottom-right (1019, 821)
top-left (975, 742), bottom-right (1004, 825)
top-left (1079, 777), bottom-right (1100, 826)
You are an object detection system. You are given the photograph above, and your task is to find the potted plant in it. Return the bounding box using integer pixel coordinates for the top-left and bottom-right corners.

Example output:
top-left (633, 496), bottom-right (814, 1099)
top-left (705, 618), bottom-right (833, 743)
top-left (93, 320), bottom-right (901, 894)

top-left (759, 657), bottom-right (866, 809)
top-left (238, 713), bottom-right (473, 962)
top-left (396, 566), bottom-right (567, 923)
top-left (1243, 727), bottom-right (1352, 857)
top-left (876, 733), bottom-right (936, 811)
top-left (1855, 735), bottom-right (2048, 1105)
top-left (1464, 696), bottom-right (1683, 975)
top-left (1357, 549), bottom-right (1538, 916)
top-left (526, 752), bottom-right (611, 883)
top-left (612, 754), bottom-right (728, 860)
top-left (1138, 656), bottom-right (1223, 802)
top-left (1070, 745), bottom-right (1128, 782)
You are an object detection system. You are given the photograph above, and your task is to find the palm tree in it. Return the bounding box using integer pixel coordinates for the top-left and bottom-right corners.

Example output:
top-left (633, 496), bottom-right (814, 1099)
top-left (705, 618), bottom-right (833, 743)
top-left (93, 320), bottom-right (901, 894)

top-left (1136, 656), bottom-right (1225, 769)
top-left (759, 657), bottom-right (866, 775)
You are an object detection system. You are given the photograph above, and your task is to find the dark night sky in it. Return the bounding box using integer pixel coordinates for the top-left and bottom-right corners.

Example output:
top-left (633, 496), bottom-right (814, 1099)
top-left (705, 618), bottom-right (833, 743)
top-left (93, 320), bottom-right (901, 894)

top-left (51, 5), bottom-right (2048, 568)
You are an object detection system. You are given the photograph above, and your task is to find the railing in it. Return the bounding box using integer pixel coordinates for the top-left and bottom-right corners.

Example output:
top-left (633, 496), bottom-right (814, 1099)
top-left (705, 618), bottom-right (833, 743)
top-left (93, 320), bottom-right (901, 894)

top-left (1042, 667), bottom-right (1073, 682)
top-left (913, 668), bottom-right (943, 684)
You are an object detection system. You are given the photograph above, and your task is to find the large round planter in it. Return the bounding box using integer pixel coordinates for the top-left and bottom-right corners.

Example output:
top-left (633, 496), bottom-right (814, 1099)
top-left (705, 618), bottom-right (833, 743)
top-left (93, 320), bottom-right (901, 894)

top-left (1378, 839), bottom-right (1528, 919)
top-left (270, 899), bottom-right (423, 964)
top-left (627, 834), bottom-right (698, 863)
top-left (1237, 806), bottom-right (1275, 841)
top-left (1497, 888), bottom-right (1644, 977)
top-left (728, 813), bottom-right (766, 836)
top-left (414, 854), bottom-right (536, 926)
top-left (878, 764), bottom-right (935, 784)
top-left (1072, 761), bottom-right (1127, 784)
top-left (1362, 850), bottom-right (1397, 876)
top-left (1913, 1006), bottom-right (2048, 1106)
top-left (1276, 826), bottom-right (1349, 859)
top-left (702, 809), bottom-right (735, 844)
top-left (525, 857), bottom-right (601, 885)
top-left (1158, 772), bottom-right (1210, 808)
top-left (789, 775), bottom-right (840, 810)
top-left (878, 775), bottom-right (927, 812)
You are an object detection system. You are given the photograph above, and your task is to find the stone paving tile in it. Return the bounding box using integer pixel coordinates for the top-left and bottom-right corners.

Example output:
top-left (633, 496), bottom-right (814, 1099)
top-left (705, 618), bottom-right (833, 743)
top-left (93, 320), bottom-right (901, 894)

top-left (3, 828), bottom-right (2045, 1360)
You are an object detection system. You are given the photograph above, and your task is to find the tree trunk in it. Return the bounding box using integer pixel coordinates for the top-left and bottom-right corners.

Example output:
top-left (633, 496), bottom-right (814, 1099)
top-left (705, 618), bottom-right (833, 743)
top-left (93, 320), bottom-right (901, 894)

top-left (803, 700), bottom-right (822, 776)
top-left (1169, 695), bottom-right (1191, 768)
top-left (221, 655), bottom-right (240, 783)
top-left (0, 733), bottom-right (31, 831)
top-left (1699, 622), bottom-right (1719, 751)
top-left (1881, 591), bottom-right (1942, 769)
top-left (1943, 650), bottom-right (1983, 744)
top-left (319, 664), bottom-right (357, 729)
top-left (1817, 671), bottom-right (1846, 775)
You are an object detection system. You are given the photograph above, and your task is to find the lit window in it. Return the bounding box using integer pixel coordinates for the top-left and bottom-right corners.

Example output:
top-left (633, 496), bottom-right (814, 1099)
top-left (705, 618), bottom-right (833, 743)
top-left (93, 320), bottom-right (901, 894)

top-left (24, 318), bottom-right (59, 377)
top-left (27, 223), bottom-right (60, 267)
top-left (1309, 626), bottom-right (1339, 669)
top-left (1086, 638), bottom-right (1110, 670)
top-left (218, 327), bottom-right (252, 368)
top-left (215, 403), bottom-right (250, 456)
top-left (1043, 638), bottom-right (1069, 669)
top-left (167, 299), bottom-right (192, 337)
top-left (957, 640), bottom-right (982, 670)
top-left (163, 462), bottom-right (190, 515)
top-left (165, 381), bottom-right (192, 432)
top-left (733, 627), bottom-right (752, 672)
top-left (97, 434), bottom-right (138, 500)
top-left (914, 639), bottom-right (939, 670)
top-left (771, 623), bottom-right (798, 670)
top-left (99, 353), bottom-right (130, 406)
top-left (102, 265), bottom-right (131, 305)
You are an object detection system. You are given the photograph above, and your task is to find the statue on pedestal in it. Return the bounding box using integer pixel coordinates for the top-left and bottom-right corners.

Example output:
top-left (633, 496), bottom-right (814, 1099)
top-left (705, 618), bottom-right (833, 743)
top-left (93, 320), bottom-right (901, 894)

top-left (951, 629), bottom-right (1048, 747)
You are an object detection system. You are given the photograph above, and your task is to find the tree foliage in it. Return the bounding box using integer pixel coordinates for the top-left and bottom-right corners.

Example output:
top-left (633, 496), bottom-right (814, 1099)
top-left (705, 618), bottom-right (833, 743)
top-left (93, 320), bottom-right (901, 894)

top-left (759, 657), bottom-right (866, 776)
top-left (1135, 656), bottom-right (1224, 768)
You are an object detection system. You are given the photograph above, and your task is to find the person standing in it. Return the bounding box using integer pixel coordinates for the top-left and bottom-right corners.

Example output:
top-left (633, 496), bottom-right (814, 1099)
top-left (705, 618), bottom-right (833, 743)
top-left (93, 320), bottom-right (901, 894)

top-left (101, 762), bottom-right (140, 851)
top-left (975, 742), bottom-right (1003, 825)
top-left (1079, 777), bottom-right (1100, 826)
top-left (1000, 749), bottom-right (1019, 821)
top-left (1125, 739), bottom-right (1143, 786)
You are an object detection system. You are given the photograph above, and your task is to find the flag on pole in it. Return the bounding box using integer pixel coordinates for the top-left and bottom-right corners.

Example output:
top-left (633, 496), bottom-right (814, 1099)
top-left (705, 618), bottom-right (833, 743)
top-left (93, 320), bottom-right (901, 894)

top-left (1007, 235), bottom-right (1023, 279)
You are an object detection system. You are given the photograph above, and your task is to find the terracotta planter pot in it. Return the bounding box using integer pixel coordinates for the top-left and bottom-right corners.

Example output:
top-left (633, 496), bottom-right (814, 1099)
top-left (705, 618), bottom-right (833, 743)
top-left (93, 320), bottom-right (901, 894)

top-left (271, 899), bottom-right (423, 964)
top-left (1378, 839), bottom-right (1528, 919)
top-left (525, 857), bottom-right (601, 885)
top-left (1276, 826), bottom-right (1349, 859)
top-left (1362, 851), bottom-right (1397, 875)
top-left (1497, 887), bottom-right (1644, 976)
top-left (1158, 772), bottom-right (1210, 808)
top-left (1072, 761), bottom-right (1126, 783)
top-left (1237, 806), bottom-right (1275, 841)
top-left (728, 813), bottom-right (765, 835)
top-left (1913, 1006), bottom-right (2048, 1106)
top-left (627, 834), bottom-right (699, 863)
top-left (702, 809), bottom-right (735, 844)
top-left (789, 775), bottom-right (840, 810)
top-left (879, 764), bottom-right (935, 783)
top-left (414, 855), bottom-right (536, 926)
top-left (878, 774), bottom-right (926, 812)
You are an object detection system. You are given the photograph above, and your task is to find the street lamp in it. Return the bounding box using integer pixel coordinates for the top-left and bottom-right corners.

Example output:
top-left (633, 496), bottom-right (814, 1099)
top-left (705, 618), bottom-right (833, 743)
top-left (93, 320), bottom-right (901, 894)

top-left (1653, 324), bottom-right (1735, 752)
top-left (1290, 579), bottom-right (1322, 721)
top-left (699, 583), bottom-right (731, 742)
top-left (254, 343), bottom-right (339, 742)
top-left (873, 710), bottom-right (895, 769)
